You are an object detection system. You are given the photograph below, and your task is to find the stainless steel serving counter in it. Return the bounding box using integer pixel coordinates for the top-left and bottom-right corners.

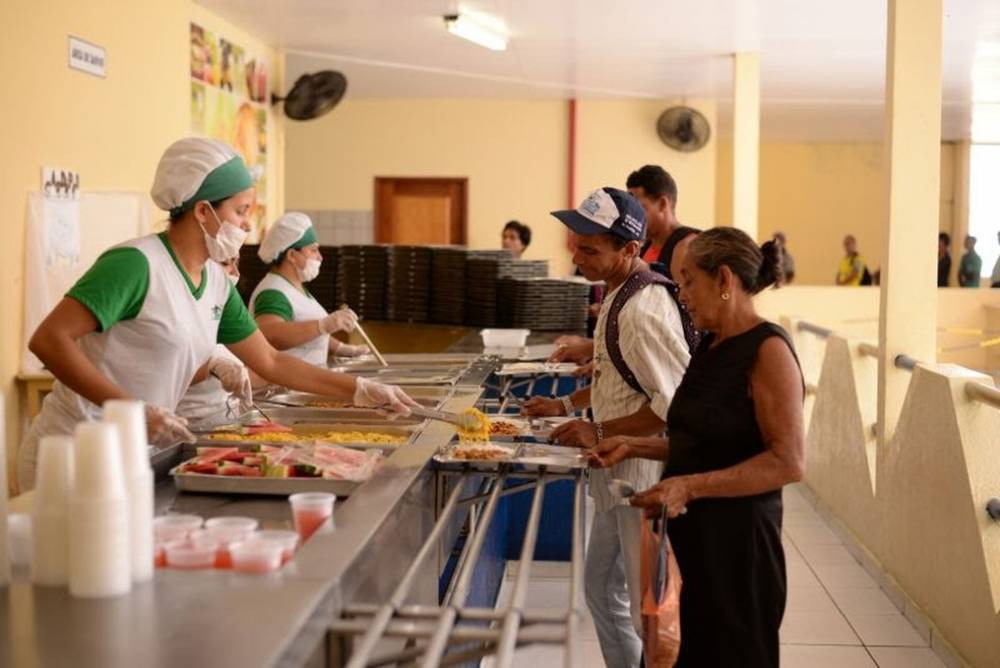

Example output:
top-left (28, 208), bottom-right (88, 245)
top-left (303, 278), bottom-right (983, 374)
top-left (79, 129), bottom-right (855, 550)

top-left (0, 355), bottom-right (500, 668)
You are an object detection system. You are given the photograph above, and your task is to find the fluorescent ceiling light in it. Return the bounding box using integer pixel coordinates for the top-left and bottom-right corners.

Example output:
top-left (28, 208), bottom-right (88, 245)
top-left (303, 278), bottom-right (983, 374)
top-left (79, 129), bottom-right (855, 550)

top-left (444, 13), bottom-right (507, 51)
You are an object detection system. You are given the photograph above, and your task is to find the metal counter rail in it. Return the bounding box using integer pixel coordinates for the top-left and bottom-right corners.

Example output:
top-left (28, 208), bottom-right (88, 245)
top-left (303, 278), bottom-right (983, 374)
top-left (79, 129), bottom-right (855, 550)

top-left (332, 467), bottom-right (587, 667)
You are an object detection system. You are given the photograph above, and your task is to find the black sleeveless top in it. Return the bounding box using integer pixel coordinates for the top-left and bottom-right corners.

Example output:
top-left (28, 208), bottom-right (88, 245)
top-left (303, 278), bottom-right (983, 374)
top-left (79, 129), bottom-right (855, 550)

top-left (665, 321), bottom-right (801, 479)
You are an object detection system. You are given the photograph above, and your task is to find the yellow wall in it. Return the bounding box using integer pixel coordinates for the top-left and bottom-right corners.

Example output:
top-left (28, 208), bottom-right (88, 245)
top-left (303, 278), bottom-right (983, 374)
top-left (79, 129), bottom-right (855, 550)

top-left (1, 0), bottom-right (282, 491)
top-left (575, 99), bottom-right (716, 229)
top-left (285, 98), bottom-right (718, 277)
top-left (715, 140), bottom-right (958, 285)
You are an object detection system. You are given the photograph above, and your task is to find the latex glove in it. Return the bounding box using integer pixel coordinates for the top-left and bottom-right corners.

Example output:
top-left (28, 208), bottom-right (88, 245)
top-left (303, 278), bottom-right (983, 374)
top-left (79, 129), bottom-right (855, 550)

top-left (144, 404), bottom-right (195, 447)
top-left (335, 343), bottom-right (370, 358)
top-left (548, 339), bottom-right (594, 364)
top-left (353, 377), bottom-right (419, 418)
top-left (319, 308), bottom-right (358, 335)
top-left (207, 356), bottom-right (253, 414)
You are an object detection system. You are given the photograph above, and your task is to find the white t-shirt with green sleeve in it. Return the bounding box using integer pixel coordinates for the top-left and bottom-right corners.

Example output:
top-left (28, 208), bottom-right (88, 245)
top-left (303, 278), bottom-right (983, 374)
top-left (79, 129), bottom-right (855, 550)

top-left (33, 232), bottom-right (257, 437)
top-left (249, 272), bottom-right (330, 366)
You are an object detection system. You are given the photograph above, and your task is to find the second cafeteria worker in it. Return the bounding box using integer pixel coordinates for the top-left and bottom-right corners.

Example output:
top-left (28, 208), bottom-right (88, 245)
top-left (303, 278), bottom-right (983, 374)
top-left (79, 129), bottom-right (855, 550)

top-left (251, 212), bottom-right (369, 365)
top-left (18, 138), bottom-right (416, 489)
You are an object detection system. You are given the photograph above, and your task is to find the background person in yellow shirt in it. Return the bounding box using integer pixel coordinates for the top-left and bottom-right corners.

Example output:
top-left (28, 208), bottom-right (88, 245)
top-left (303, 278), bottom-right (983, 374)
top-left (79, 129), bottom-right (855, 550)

top-left (836, 234), bottom-right (868, 285)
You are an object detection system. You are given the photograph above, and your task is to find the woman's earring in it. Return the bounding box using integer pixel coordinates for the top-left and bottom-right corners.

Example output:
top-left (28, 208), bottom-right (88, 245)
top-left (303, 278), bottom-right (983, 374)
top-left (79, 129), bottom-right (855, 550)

top-left (721, 292), bottom-right (731, 301)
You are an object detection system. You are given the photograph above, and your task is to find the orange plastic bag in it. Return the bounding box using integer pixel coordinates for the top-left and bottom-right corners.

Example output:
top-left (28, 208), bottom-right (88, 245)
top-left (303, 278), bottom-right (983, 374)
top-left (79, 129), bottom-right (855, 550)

top-left (640, 511), bottom-right (682, 667)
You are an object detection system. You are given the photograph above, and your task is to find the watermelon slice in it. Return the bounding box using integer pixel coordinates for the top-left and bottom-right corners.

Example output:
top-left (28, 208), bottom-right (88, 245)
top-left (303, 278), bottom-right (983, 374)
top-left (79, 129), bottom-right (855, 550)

top-left (265, 464), bottom-right (291, 478)
top-left (218, 462), bottom-right (263, 477)
top-left (245, 420), bottom-right (293, 435)
top-left (180, 461), bottom-right (219, 475)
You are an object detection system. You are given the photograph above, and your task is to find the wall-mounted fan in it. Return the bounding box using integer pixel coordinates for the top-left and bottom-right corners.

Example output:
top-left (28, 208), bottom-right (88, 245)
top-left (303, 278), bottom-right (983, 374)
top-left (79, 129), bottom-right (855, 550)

top-left (656, 106), bottom-right (711, 152)
top-left (272, 70), bottom-right (348, 121)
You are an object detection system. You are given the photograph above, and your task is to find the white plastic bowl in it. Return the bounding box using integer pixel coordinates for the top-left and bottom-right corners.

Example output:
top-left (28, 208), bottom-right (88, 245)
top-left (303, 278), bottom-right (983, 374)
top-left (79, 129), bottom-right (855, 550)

top-left (480, 329), bottom-right (530, 349)
top-left (229, 540), bottom-right (283, 574)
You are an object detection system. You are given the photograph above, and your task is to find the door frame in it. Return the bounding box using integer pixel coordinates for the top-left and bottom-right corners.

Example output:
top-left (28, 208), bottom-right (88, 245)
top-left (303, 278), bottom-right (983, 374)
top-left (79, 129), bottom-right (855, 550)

top-left (373, 176), bottom-right (468, 245)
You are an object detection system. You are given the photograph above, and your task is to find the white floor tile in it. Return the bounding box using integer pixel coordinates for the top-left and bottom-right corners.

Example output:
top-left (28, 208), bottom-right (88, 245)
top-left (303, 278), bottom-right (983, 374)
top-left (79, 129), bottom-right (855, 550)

top-left (784, 509), bottom-right (826, 527)
top-left (780, 644), bottom-right (877, 668)
top-left (868, 646), bottom-right (946, 668)
top-left (796, 542), bottom-right (860, 566)
top-left (829, 588), bottom-right (899, 616)
top-left (787, 561), bottom-right (823, 588)
top-left (787, 586), bottom-right (841, 614)
top-left (813, 562), bottom-right (879, 589)
top-left (780, 611), bottom-right (861, 645)
top-left (846, 614), bottom-right (929, 647)
top-left (785, 523), bottom-right (843, 546)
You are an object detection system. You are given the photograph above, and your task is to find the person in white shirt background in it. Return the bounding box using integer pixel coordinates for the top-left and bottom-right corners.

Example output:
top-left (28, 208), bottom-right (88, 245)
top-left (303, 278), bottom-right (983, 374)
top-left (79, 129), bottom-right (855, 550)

top-left (523, 187), bottom-right (690, 668)
top-left (250, 212), bottom-right (368, 366)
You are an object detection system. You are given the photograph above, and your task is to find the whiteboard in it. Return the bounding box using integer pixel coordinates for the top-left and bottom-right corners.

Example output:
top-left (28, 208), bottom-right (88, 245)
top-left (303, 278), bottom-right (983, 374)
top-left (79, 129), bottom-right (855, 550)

top-left (21, 191), bottom-right (153, 374)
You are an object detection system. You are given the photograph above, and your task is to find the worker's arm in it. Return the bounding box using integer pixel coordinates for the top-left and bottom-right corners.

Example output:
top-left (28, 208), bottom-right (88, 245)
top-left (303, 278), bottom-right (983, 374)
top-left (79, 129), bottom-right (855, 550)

top-left (29, 297), bottom-right (129, 406)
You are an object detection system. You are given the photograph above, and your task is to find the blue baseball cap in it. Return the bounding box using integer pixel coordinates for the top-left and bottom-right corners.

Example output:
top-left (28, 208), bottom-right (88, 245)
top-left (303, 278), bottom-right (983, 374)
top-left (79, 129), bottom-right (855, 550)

top-left (551, 187), bottom-right (646, 242)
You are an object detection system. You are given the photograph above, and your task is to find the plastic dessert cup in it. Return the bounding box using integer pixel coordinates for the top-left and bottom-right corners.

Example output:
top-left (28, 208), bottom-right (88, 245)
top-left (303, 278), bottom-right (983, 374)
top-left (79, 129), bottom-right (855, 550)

top-left (229, 540), bottom-right (283, 574)
top-left (154, 515), bottom-right (203, 542)
top-left (288, 493), bottom-right (336, 542)
top-left (254, 530), bottom-right (300, 565)
top-left (164, 539), bottom-right (217, 570)
top-left (204, 516), bottom-right (258, 534)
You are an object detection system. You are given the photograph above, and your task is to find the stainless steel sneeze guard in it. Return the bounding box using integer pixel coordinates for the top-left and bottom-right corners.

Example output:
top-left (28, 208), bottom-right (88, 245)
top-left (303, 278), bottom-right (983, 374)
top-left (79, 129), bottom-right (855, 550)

top-left (331, 468), bottom-right (588, 668)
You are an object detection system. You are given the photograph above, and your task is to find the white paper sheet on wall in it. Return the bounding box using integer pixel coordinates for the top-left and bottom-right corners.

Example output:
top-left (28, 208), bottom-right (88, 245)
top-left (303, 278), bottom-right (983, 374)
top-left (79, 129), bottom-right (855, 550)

top-left (21, 191), bottom-right (152, 374)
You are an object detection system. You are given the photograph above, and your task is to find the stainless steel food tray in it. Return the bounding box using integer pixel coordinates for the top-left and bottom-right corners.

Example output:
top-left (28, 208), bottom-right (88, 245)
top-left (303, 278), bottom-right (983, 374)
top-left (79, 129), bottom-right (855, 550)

top-left (171, 467), bottom-right (365, 497)
top-left (433, 443), bottom-right (587, 470)
top-left (262, 386), bottom-right (452, 410)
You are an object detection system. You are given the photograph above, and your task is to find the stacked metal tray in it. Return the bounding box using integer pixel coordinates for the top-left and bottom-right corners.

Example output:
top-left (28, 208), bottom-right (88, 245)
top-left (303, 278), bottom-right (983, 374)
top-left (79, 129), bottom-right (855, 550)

top-left (337, 245), bottom-right (389, 320)
top-left (386, 245), bottom-right (432, 323)
top-left (466, 253), bottom-right (548, 327)
top-left (430, 246), bottom-right (469, 325)
top-left (311, 246), bottom-right (342, 313)
top-left (497, 277), bottom-right (590, 330)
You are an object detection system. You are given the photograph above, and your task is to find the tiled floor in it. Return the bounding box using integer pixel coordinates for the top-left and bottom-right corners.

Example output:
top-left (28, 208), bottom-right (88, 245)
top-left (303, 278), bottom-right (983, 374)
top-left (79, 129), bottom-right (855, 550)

top-left (481, 483), bottom-right (945, 667)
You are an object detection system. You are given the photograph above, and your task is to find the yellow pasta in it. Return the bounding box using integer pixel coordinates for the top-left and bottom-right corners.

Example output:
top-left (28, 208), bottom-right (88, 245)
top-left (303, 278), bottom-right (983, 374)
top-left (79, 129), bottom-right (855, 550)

top-left (206, 430), bottom-right (406, 444)
top-left (456, 408), bottom-right (491, 443)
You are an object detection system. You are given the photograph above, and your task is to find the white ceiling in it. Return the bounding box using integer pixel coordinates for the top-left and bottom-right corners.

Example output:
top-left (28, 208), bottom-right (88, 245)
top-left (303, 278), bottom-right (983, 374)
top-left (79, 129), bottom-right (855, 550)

top-left (196, 0), bottom-right (1000, 141)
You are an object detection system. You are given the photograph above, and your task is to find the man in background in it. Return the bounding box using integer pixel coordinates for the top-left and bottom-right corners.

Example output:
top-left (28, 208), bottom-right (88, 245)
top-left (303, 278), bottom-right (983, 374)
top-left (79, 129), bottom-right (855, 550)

top-left (774, 231), bottom-right (795, 284)
top-left (501, 220), bottom-right (531, 259)
top-left (625, 165), bottom-right (699, 281)
top-left (938, 232), bottom-right (952, 287)
top-left (958, 235), bottom-right (982, 288)
top-left (992, 230), bottom-right (1000, 288)
top-left (836, 235), bottom-right (868, 285)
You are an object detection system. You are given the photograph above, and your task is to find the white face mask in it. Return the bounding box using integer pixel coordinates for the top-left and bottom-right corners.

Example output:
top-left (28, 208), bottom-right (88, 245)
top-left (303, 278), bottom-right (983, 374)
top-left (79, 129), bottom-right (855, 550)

top-left (296, 257), bottom-right (322, 283)
top-left (200, 206), bottom-right (248, 263)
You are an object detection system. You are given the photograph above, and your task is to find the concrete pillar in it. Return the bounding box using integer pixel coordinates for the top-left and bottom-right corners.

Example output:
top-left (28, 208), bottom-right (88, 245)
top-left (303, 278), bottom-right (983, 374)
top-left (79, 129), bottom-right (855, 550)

top-left (877, 0), bottom-right (942, 446)
top-left (731, 52), bottom-right (760, 239)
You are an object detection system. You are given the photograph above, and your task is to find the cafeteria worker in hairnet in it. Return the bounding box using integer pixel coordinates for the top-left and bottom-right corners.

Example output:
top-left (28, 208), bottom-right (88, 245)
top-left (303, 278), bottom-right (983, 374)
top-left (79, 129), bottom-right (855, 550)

top-left (250, 212), bottom-right (368, 365)
top-left (18, 137), bottom-right (416, 490)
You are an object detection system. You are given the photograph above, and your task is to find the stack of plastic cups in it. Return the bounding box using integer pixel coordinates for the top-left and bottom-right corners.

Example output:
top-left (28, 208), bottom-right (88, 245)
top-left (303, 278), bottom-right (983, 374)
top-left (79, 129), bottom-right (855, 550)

top-left (103, 400), bottom-right (154, 583)
top-left (69, 422), bottom-right (131, 598)
top-left (31, 436), bottom-right (74, 586)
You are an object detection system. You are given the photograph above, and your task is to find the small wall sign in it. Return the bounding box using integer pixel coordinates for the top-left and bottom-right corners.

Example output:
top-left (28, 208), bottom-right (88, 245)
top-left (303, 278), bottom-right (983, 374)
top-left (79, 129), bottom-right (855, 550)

top-left (68, 36), bottom-right (106, 78)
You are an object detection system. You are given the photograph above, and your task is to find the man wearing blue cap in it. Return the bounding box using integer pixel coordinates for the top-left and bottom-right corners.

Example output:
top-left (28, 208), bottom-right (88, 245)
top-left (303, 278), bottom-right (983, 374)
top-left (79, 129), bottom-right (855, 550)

top-left (529, 187), bottom-right (691, 668)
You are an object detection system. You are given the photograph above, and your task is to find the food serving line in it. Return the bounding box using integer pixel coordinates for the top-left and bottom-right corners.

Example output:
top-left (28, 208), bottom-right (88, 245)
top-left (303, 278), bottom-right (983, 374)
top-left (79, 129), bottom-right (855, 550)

top-left (1, 342), bottom-right (592, 668)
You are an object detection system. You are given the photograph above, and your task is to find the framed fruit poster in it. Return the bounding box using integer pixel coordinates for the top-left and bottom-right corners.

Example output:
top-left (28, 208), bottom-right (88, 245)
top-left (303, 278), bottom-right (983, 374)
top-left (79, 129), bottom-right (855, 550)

top-left (190, 22), bottom-right (270, 233)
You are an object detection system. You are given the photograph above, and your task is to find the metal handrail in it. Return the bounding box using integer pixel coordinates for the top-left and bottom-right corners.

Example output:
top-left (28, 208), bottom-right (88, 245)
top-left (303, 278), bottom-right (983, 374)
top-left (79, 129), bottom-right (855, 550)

top-left (966, 381), bottom-right (1000, 410)
top-left (797, 321), bottom-right (834, 339)
top-left (858, 343), bottom-right (880, 359)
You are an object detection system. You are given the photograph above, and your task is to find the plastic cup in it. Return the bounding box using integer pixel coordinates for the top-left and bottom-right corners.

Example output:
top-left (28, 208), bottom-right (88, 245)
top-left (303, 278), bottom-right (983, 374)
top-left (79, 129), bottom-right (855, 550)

top-left (229, 540), bottom-right (283, 574)
top-left (289, 493), bottom-right (336, 542)
top-left (165, 539), bottom-right (217, 570)
top-left (154, 515), bottom-right (203, 542)
top-left (254, 530), bottom-right (300, 565)
top-left (204, 516), bottom-right (258, 533)
top-left (73, 422), bottom-right (126, 499)
top-left (32, 436), bottom-right (73, 586)
top-left (196, 527), bottom-right (253, 569)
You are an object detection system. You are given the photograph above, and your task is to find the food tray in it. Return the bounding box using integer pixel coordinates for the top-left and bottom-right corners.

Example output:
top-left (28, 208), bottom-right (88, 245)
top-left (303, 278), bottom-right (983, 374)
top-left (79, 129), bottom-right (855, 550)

top-left (487, 418), bottom-right (533, 440)
top-left (263, 387), bottom-right (452, 410)
top-left (433, 442), bottom-right (588, 470)
top-left (171, 468), bottom-right (364, 497)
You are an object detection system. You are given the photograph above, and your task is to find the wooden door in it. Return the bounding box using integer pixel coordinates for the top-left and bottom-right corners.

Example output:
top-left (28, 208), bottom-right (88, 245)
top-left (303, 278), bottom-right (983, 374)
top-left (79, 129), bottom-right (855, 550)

top-left (374, 177), bottom-right (467, 245)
